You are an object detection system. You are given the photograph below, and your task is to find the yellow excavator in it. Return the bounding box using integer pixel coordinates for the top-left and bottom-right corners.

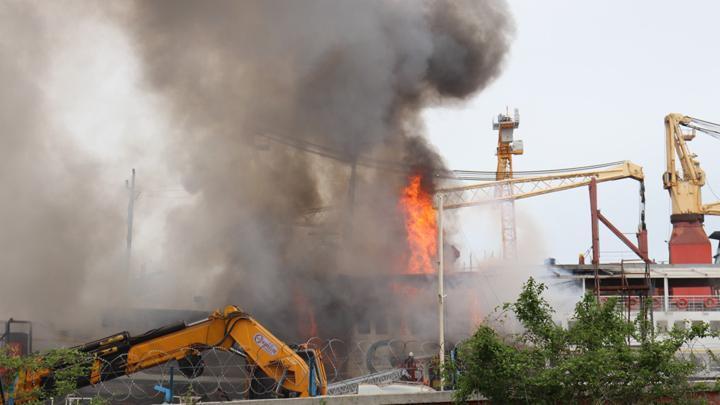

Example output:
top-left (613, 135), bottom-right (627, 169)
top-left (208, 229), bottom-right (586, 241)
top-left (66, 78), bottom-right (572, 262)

top-left (4, 306), bottom-right (327, 403)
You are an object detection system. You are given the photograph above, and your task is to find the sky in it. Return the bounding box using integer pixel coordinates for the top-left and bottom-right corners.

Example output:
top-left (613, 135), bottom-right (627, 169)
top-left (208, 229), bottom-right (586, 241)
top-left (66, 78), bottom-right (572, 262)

top-left (424, 0), bottom-right (720, 265)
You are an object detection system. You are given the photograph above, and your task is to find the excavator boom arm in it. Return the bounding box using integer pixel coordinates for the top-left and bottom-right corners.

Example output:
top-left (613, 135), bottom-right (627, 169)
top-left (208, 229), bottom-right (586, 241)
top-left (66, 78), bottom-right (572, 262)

top-left (9, 306), bottom-right (326, 402)
top-left (121, 307), bottom-right (323, 396)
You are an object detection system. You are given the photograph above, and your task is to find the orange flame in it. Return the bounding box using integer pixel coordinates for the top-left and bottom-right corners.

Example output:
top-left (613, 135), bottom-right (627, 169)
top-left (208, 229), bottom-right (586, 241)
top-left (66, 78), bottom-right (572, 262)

top-left (294, 292), bottom-right (318, 338)
top-left (399, 174), bottom-right (437, 274)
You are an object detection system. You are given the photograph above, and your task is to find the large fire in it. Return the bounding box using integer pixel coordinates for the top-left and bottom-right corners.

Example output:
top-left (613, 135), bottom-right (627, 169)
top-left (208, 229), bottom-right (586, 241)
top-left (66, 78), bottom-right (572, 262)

top-left (399, 174), bottom-right (437, 274)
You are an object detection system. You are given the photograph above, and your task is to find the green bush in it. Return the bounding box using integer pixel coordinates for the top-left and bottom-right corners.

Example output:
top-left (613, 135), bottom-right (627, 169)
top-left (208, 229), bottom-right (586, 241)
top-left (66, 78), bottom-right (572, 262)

top-left (0, 347), bottom-right (91, 404)
top-left (452, 278), bottom-right (717, 404)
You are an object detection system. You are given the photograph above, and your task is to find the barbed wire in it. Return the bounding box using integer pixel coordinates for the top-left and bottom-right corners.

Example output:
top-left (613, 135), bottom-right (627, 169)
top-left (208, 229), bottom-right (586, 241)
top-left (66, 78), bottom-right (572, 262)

top-left (46, 335), bottom-right (720, 403)
top-left (63, 337), bottom-right (455, 403)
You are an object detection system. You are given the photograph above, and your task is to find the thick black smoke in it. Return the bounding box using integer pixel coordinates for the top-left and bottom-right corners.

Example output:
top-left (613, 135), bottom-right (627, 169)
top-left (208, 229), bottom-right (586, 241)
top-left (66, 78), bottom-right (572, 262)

top-left (120, 0), bottom-right (513, 340)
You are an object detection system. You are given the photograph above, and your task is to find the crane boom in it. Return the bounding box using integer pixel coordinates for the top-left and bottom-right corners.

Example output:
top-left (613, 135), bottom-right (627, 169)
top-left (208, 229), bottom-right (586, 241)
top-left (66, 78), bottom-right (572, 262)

top-left (663, 113), bottom-right (720, 216)
top-left (704, 201), bottom-right (720, 216)
top-left (435, 160), bottom-right (647, 264)
top-left (436, 160), bottom-right (644, 210)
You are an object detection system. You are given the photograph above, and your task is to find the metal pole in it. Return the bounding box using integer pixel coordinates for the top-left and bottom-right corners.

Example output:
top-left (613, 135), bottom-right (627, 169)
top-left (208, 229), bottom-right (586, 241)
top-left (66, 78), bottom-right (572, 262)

top-left (348, 158), bottom-right (357, 215)
top-left (437, 194), bottom-right (445, 390)
top-left (589, 177), bottom-right (600, 298)
top-left (589, 177), bottom-right (600, 266)
top-left (169, 366), bottom-right (174, 402)
top-left (597, 211), bottom-right (651, 263)
top-left (344, 158), bottom-right (357, 240)
top-left (125, 169), bottom-right (136, 288)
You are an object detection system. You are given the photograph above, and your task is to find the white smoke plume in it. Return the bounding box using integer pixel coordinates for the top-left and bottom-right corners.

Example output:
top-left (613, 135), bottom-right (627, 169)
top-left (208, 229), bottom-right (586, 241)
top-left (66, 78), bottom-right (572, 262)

top-left (0, 1), bottom-right (126, 329)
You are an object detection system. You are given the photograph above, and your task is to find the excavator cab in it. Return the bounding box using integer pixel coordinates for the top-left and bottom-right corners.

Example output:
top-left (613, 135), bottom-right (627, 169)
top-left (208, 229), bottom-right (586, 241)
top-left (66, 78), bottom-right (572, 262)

top-left (248, 344), bottom-right (326, 399)
top-left (294, 346), bottom-right (326, 397)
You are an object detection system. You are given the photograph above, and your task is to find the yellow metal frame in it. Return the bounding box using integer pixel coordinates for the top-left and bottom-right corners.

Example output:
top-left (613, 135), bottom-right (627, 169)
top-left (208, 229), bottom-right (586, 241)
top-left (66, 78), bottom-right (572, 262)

top-left (663, 113), bottom-right (720, 216)
top-left (437, 161), bottom-right (644, 210)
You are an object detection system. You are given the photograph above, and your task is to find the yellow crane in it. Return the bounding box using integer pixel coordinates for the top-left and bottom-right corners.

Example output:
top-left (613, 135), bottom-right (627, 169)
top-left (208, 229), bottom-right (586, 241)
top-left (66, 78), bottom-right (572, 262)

top-left (663, 113), bottom-right (720, 263)
top-left (437, 160), bottom-right (647, 263)
top-left (441, 161), bottom-right (642, 208)
top-left (493, 109), bottom-right (523, 260)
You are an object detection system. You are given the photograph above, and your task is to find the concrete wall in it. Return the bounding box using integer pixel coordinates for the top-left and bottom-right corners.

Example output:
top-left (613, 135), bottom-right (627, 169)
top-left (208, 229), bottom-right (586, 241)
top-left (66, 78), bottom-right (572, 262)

top-left (178, 390), bottom-right (720, 404)
top-left (200, 391), bottom-right (485, 405)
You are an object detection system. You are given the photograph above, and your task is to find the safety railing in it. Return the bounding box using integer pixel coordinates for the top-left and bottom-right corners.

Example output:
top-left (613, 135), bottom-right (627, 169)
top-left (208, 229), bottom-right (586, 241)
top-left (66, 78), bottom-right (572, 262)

top-left (599, 295), bottom-right (720, 312)
top-left (667, 296), bottom-right (720, 312)
top-left (599, 296), bottom-right (665, 312)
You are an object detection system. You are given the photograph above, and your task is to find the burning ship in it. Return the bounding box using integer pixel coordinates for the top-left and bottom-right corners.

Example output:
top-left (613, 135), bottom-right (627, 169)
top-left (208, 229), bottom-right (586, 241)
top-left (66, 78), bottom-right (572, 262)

top-left (342, 111), bottom-right (720, 378)
top-left (5, 0), bottom-right (720, 395)
top-left (6, 111), bottom-right (720, 388)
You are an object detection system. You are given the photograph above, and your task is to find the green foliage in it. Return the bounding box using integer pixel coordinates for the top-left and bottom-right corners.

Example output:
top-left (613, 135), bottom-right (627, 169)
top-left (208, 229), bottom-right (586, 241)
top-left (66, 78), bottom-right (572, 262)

top-left (179, 386), bottom-right (200, 404)
top-left (0, 347), bottom-right (91, 403)
top-left (88, 395), bottom-right (110, 405)
top-left (452, 278), bottom-right (717, 404)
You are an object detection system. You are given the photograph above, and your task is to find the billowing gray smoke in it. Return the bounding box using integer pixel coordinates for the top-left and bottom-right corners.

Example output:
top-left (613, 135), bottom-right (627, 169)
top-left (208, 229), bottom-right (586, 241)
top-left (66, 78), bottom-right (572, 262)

top-left (119, 0), bottom-right (514, 340)
top-left (0, 2), bottom-right (124, 327)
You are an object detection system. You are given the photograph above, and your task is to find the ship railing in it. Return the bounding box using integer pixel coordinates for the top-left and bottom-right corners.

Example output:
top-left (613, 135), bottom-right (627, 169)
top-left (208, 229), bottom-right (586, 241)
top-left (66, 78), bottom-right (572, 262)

top-left (666, 295), bottom-right (720, 312)
top-left (600, 295), bottom-right (720, 312)
top-left (599, 295), bottom-right (665, 312)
